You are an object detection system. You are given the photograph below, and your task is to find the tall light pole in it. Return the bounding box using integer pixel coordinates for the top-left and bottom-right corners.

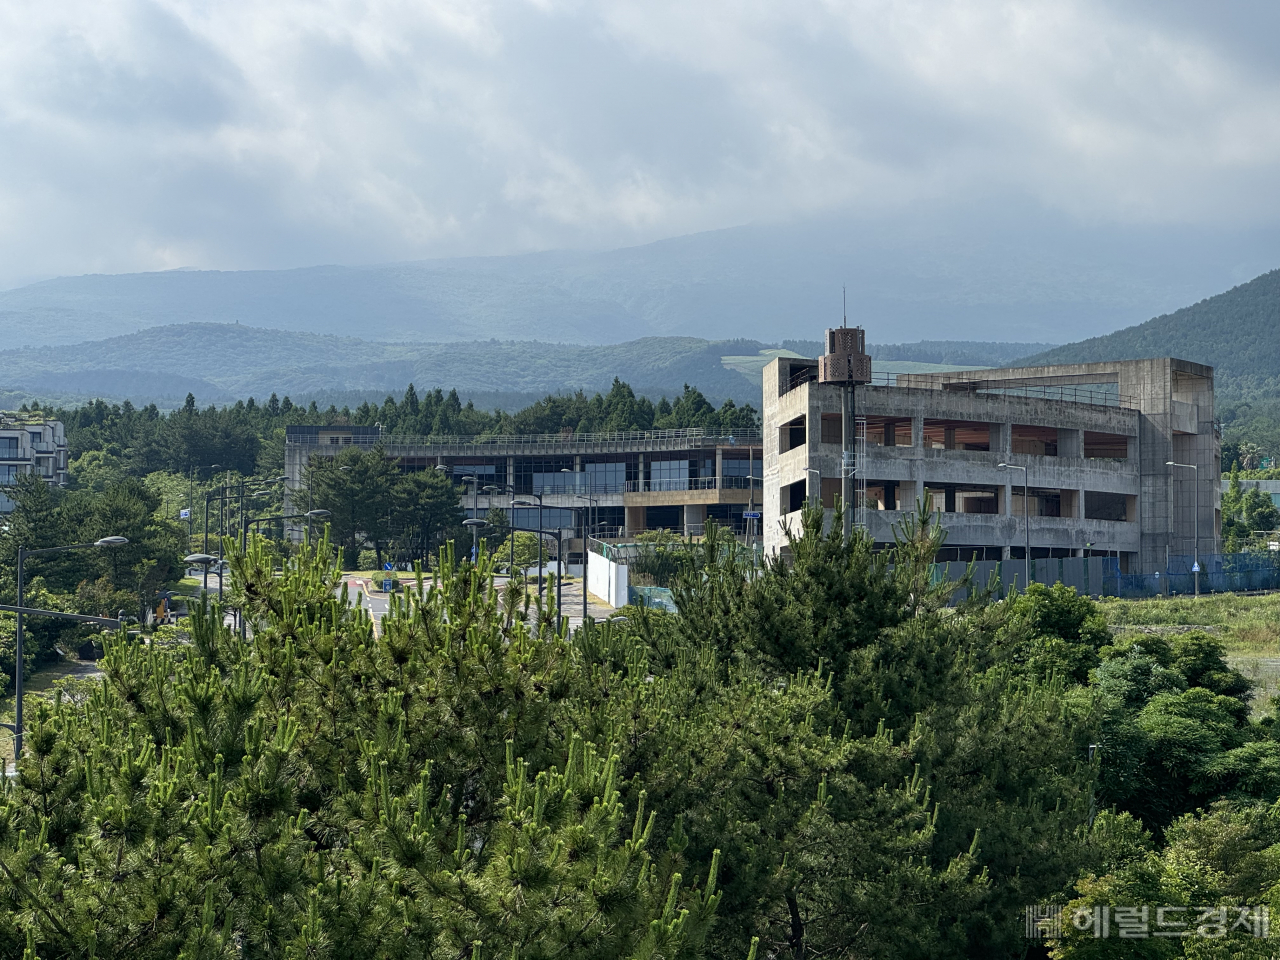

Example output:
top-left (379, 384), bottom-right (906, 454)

top-left (576, 494), bottom-right (599, 623)
top-left (14, 536), bottom-right (128, 757)
top-left (1167, 460), bottom-right (1200, 597)
top-left (999, 462), bottom-right (1030, 590)
top-left (513, 495), bottom-right (545, 598)
top-left (462, 475), bottom-right (479, 563)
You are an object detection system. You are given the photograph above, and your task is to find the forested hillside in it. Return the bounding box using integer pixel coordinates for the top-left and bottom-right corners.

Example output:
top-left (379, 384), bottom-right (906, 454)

top-left (1017, 268), bottom-right (1280, 398)
top-left (0, 324), bottom-right (1009, 409)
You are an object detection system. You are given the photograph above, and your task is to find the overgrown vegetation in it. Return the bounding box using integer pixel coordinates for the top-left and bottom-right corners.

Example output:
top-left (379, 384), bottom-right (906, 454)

top-left (4, 509), bottom-right (1280, 957)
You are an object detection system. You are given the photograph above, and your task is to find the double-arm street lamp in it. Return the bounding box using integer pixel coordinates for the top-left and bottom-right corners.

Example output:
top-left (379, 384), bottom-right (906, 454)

top-left (1167, 460), bottom-right (1200, 597)
top-left (512, 495), bottom-right (546, 598)
top-left (10, 536), bottom-right (128, 757)
top-left (998, 462), bottom-right (1031, 590)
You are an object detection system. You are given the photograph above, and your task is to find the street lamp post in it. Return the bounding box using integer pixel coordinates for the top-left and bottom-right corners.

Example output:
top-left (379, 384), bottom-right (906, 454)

top-left (185, 553), bottom-right (217, 596)
top-left (462, 476), bottom-right (479, 563)
top-left (999, 462), bottom-right (1031, 590)
top-left (236, 511), bottom-right (330, 638)
top-left (1167, 461), bottom-right (1200, 597)
top-left (13, 536), bottom-right (128, 757)
top-left (513, 495), bottom-right (546, 598)
top-left (576, 495), bottom-right (599, 624)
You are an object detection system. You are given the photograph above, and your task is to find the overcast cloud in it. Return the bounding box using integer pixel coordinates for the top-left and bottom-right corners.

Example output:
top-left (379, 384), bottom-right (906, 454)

top-left (2, 0), bottom-right (1280, 290)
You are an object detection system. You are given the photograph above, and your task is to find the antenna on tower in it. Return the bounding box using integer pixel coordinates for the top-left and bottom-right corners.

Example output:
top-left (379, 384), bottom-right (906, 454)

top-left (842, 286), bottom-right (847, 327)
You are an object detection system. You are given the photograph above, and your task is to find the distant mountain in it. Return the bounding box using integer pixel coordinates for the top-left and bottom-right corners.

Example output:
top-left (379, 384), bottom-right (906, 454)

top-left (1015, 269), bottom-right (1280, 397)
top-left (0, 324), bottom-right (992, 410)
top-left (5, 204), bottom-right (1279, 350)
top-left (782, 340), bottom-right (1052, 366)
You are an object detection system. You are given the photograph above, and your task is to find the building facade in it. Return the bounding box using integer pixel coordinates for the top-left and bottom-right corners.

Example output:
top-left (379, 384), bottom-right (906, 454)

top-left (283, 425), bottom-right (763, 558)
top-left (762, 354), bottom-right (1219, 574)
top-left (0, 416), bottom-right (69, 513)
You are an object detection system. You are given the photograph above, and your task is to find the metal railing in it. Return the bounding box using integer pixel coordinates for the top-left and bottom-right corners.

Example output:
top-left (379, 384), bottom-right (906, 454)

top-left (780, 366), bottom-right (1137, 409)
top-left (623, 477), bottom-right (762, 493)
top-left (289, 426), bottom-right (763, 448)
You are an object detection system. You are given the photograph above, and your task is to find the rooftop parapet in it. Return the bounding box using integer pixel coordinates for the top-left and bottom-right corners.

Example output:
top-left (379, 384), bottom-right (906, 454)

top-left (781, 366), bottom-right (1137, 409)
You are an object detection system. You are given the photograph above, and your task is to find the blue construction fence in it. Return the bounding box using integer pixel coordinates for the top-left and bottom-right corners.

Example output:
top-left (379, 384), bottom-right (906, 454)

top-left (933, 553), bottom-right (1280, 602)
top-left (625, 554), bottom-right (1280, 611)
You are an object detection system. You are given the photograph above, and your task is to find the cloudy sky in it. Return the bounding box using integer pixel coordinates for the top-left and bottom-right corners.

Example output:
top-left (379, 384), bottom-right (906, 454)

top-left (3, 0), bottom-right (1280, 292)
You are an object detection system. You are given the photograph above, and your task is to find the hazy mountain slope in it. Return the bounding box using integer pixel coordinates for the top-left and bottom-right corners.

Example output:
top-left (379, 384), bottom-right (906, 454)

top-left (0, 324), bottom-right (1000, 409)
top-left (4, 204), bottom-right (1278, 350)
top-left (0, 325), bottom-right (763, 405)
top-left (1016, 269), bottom-right (1280, 396)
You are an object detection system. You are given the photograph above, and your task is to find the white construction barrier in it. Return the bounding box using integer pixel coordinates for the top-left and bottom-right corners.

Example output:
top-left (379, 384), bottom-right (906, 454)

top-left (587, 550), bottom-right (629, 609)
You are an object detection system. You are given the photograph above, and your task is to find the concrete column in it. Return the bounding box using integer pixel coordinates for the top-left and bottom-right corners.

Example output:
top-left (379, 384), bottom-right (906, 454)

top-left (625, 505), bottom-right (645, 535)
top-left (944, 427), bottom-right (956, 450)
top-left (715, 447), bottom-right (723, 489)
top-left (683, 503), bottom-right (706, 534)
top-left (1127, 434), bottom-right (1139, 461)
top-left (991, 422), bottom-right (1011, 458)
top-left (506, 456), bottom-right (515, 489)
top-left (884, 421), bottom-right (897, 447)
top-left (638, 453), bottom-right (645, 491)
top-left (1058, 428), bottom-right (1083, 459)
top-left (911, 416), bottom-right (924, 448)
top-left (1076, 488), bottom-right (1086, 518)
top-left (1003, 482), bottom-right (1014, 516)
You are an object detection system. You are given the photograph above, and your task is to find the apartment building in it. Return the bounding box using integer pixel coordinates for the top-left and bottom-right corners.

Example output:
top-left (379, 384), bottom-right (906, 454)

top-left (0, 415), bottom-right (69, 513)
top-left (283, 424), bottom-right (763, 559)
top-left (762, 341), bottom-right (1219, 575)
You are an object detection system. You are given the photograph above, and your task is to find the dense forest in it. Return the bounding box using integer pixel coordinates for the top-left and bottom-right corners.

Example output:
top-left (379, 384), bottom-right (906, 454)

top-left (5, 511), bottom-right (1280, 957)
top-left (36, 378), bottom-right (758, 480)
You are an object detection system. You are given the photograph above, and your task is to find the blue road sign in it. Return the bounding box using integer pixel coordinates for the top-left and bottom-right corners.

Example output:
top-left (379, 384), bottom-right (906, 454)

top-left (383, 579), bottom-right (394, 592)
top-left (742, 511), bottom-right (762, 519)
top-left (383, 562), bottom-right (394, 571)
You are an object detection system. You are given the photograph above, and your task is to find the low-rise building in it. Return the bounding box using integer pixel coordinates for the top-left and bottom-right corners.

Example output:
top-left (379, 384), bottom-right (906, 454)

top-left (283, 424), bottom-right (763, 560)
top-left (762, 345), bottom-right (1219, 575)
top-left (0, 415), bottom-right (69, 512)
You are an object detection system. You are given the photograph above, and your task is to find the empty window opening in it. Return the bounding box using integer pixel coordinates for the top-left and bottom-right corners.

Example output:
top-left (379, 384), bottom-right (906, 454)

top-left (1085, 491), bottom-right (1132, 522)
top-left (1084, 431), bottom-right (1130, 460)
top-left (864, 481), bottom-right (901, 511)
top-left (1010, 487), bottom-right (1067, 517)
top-left (863, 416), bottom-right (909, 447)
top-left (781, 415), bottom-right (806, 453)
top-left (1011, 425), bottom-right (1059, 456)
top-left (925, 484), bottom-right (1002, 514)
top-left (923, 420), bottom-right (991, 451)
top-left (783, 479), bottom-right (807, 514)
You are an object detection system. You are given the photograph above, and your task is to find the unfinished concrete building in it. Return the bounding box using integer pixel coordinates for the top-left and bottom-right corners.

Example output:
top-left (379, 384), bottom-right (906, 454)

top-left (762, 348), bottom-right (1219, 574)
